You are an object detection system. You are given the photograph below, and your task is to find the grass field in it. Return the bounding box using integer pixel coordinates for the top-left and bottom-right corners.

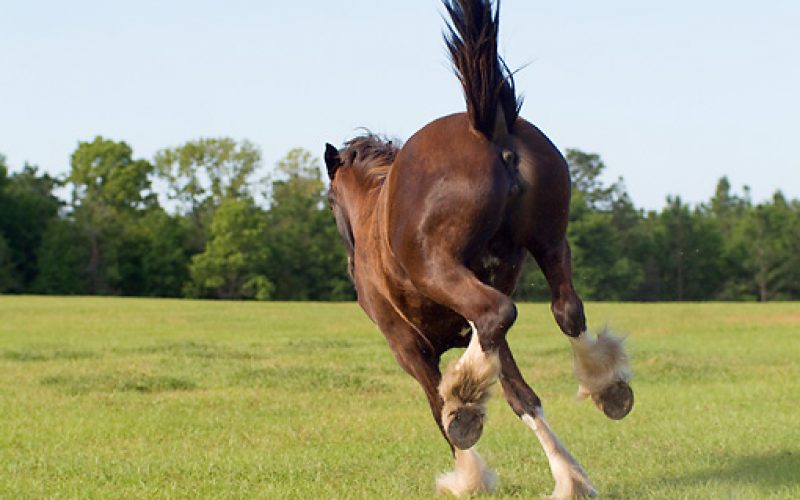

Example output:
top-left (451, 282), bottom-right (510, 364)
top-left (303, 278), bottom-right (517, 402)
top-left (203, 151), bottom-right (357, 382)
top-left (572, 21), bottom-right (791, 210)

top-left (1, 296), bottom-right (798, 498)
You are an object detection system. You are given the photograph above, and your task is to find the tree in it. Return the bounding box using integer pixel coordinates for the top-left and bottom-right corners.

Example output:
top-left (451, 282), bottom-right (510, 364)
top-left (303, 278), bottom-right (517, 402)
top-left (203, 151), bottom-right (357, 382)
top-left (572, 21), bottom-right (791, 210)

top-left (733, 192), bottom-right (797, 301)
top-left (0, 235), bottom-right (18, 292)
top-left (652, 197), bottom-right (724, 300)
top-left (154, 138), bottom-right (263, 265)
top-left (264, 148), bottom-right (352, 300)
top-left (0, 160), bottom-right (61, 292)
top-left (568, 208), bottom-right (644, 301)
top-left (137, 208), bottom-right (191, 297)
top-left (70, 137), bottom-right (154, 210)
top-left (155, 138), bottom-right (261, 210)
top-left (185, 198), bottom-right (273, 300)
top-left (68, 136), bottom-right (155, 294)
top-left (782, 199), bottom-right (800, 299)
top-left (706, 177), bottom-right (751, 299)
top-left (565, 149), bottom-right (617, 211)
top-left (0, 158), bottom-right (16, 292)
top-left (558, 149), bottom-right (645, 300)
top-left (34, 218), bottom-right (90, 295)
top-left (710, 177), bottom-right (745, 232)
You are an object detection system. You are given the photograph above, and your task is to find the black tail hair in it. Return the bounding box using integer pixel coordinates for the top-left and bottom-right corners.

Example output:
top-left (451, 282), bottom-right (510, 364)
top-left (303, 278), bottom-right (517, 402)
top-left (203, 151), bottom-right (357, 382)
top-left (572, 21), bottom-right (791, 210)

top-left (443, 0), bottom-right (521, 141)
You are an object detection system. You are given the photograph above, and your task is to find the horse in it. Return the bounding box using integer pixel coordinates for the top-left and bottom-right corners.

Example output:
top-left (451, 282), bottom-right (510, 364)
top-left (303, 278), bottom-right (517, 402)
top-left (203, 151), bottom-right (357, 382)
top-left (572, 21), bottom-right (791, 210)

top-left (323, 1), bottom-right (633, 497)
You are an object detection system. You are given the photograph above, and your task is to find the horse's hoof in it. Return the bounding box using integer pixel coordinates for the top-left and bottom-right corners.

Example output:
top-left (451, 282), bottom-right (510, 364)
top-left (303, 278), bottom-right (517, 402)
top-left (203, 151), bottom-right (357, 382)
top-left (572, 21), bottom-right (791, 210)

top-left (596, 381), bottom-right (634, 420)
top-left (446, 406), bottom-right (485, 449)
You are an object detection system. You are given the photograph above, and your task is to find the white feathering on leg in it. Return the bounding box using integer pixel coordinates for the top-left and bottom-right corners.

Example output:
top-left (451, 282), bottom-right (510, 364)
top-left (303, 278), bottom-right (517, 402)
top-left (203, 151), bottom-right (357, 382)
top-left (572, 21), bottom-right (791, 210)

top-left (522, 411), bottom-right (596, 499)
top-left (436, 448), bottom-right (498, 497)
top-left (458, 322), bottom-right (491, 372)
top-left (570, 327), bottom-right (631, 401)
top-left (439, 321), bottom-right (500, 430)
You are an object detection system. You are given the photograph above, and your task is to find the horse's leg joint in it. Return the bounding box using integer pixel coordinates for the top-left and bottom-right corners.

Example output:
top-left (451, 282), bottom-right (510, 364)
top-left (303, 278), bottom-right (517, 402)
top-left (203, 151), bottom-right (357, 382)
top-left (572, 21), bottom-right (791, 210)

top-left (551, 291), bottom-right (585, 337)
top-left (501, 374), bottom-right (542, 417)
top-left (477, 298), bottom-right (517, 350)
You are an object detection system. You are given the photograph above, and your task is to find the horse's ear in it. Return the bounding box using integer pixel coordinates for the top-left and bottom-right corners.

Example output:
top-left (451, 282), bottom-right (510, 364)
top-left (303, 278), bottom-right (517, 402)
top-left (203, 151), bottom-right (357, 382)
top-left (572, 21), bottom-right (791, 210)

top-left (324, 143), bottom-right (342, 180)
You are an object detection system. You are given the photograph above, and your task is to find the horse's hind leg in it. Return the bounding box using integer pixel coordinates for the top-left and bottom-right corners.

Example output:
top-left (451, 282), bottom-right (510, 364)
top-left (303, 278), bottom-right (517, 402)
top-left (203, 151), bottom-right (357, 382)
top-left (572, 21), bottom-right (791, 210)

top-left (385, 323), bottom-right (497, 496)
top-left (531, 239), bottom-right (633, 420)
top-left (410, 263), bottom-right (516, 451)
top-left (498, 340), bottom-right (596, 499)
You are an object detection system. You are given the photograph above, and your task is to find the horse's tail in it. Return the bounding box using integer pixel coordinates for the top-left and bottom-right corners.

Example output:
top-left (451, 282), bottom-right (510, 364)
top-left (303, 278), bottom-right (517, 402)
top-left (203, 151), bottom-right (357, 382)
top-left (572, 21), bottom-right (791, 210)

top-left (443, 0), bottom-right (521, 143)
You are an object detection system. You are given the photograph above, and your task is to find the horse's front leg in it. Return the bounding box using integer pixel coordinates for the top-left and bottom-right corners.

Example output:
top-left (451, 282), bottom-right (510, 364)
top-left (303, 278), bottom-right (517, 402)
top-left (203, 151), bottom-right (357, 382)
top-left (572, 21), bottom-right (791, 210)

top-left (531, 239), bottom-right (634, 420)
top-left (498, 340), bottom-right (596, 499)
top-left (378, 309), bottom-right (497, 497)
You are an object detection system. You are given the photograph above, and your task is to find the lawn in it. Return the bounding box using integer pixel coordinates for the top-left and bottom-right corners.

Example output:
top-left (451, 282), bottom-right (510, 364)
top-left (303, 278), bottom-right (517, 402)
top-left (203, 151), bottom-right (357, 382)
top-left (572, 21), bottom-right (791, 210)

top-left (0, 296), bottom-right (798, 498)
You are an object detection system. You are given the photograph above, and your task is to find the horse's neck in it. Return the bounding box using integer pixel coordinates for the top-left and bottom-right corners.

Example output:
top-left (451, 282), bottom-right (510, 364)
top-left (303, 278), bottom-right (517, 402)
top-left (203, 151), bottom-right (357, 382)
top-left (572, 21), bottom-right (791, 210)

top-left (350, 181), bottom-right (386, 247)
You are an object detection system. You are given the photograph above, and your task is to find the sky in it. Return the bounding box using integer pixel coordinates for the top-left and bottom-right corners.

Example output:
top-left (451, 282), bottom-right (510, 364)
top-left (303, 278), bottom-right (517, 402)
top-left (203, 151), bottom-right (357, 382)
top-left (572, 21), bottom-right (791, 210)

top-left (2, 0), bottom-right (798, 210)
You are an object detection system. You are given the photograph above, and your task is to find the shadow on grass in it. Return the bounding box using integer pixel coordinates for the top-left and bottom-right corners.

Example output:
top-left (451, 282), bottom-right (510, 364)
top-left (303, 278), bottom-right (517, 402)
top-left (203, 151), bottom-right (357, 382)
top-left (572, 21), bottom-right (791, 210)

top-left (678, 451), bottom-right (800, 488)
top-left (616, 451), bottom-right (800, 497)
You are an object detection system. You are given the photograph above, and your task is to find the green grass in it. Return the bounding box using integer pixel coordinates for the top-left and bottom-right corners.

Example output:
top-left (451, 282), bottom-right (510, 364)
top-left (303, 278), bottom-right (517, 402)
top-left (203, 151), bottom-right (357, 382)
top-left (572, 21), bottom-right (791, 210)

top-left (0, 296), bottom-right (798, 498)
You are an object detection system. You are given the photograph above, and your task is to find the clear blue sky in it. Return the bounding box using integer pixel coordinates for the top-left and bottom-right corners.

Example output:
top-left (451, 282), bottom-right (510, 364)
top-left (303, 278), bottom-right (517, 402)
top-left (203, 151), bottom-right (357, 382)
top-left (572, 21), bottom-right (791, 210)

top-left (2, 0), bottom-right (798, 210)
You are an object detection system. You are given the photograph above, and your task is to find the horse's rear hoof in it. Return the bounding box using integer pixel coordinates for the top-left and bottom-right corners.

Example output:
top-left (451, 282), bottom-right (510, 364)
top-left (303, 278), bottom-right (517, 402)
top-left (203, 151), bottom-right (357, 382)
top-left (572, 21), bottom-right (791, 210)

top-left (596, 381), bottom-right (634, 420)
top-left (446, 406), bottom-right (485, 450)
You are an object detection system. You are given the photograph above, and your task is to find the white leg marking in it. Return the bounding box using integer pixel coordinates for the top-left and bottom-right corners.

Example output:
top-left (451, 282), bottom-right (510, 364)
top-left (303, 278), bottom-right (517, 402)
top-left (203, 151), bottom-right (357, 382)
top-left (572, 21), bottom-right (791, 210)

top-left (439, 321), bottom-right (500, 429)
top-left (522, 410), bottom-right (596, 499)
top-left (570, 327), bottom-right (630, 401)
top-left (436, 447), bottom-right (498, 497)
top-left (438, 321), bottom-right (501, 450)
top-left (457, 322), bottom-right (490, 372)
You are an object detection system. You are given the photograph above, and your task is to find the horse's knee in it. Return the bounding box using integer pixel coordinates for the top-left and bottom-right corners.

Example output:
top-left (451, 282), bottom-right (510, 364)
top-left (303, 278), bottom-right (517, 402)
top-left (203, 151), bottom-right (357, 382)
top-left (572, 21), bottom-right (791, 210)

top-left (551, 294), bottom-right (585, 337)
top-left (476, 297), bottom-right (516, 350)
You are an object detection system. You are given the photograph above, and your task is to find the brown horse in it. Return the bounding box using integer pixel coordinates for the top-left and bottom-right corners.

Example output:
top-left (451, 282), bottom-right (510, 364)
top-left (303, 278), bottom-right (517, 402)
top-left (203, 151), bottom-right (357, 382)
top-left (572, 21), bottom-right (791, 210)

top-left (323, 1), bottom-right (633, 497)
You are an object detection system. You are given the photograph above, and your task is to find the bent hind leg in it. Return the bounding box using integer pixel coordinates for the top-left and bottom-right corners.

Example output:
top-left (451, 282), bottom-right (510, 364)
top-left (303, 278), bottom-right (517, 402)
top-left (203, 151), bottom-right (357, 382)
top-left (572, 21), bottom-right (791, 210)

top-left (412, 262), bottom-right (517, 451)
top-left (531, 239), bottom-right (633, 420)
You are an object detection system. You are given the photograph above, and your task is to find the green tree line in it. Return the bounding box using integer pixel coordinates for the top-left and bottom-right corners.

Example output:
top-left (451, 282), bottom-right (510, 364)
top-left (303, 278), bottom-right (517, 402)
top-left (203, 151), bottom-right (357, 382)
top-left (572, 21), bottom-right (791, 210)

top-left (1, 138), bottom-right (797, 301)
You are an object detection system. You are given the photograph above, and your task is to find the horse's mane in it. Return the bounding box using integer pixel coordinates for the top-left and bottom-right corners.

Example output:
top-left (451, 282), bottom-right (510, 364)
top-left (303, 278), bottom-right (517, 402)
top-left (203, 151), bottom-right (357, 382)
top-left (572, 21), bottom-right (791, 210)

top-left (341, 133), bottom-right (399, 186)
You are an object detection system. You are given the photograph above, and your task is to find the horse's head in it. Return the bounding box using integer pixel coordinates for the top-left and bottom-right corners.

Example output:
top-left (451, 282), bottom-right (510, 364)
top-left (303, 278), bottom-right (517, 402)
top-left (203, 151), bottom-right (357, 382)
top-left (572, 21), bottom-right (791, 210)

top-left (324, 142), bottom-right (357, 275)
top-left (324, 136), bottom-right (398, 279)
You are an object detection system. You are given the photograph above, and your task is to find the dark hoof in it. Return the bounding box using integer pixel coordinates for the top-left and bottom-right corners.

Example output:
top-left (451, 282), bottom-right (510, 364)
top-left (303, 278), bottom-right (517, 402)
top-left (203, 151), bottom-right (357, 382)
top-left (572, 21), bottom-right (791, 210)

top-left (447, 406), bottom-right (485, 450)
top-left (596, 381), bottom-right (634, 420)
